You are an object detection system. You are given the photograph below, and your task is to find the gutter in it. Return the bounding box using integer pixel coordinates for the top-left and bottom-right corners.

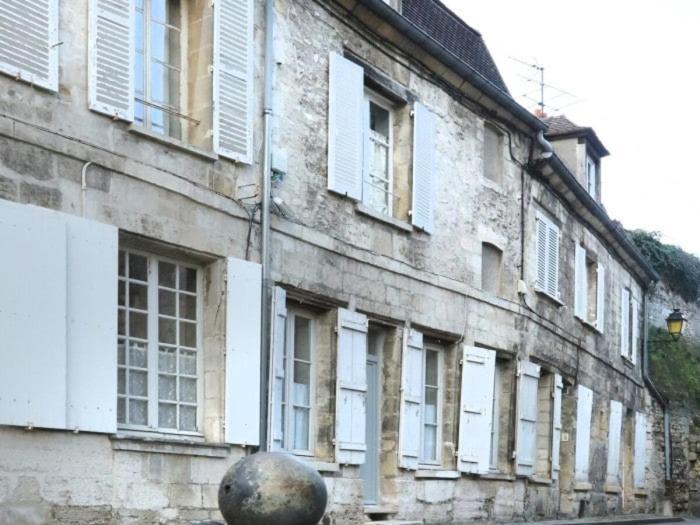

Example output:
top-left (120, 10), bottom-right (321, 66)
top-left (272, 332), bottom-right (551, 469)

top-left (355, 0), bottom-right (547, 133)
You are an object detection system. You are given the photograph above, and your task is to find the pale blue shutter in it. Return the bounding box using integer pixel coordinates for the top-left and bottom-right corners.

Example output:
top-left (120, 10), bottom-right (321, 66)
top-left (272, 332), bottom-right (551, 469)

top-left (457, 346), bottom-right (496, 474)
top-left (575, 384), bottom-right (593, 481)
top-left (631, 297), bottom-right (640, 365)
top-left (546, 222), bottom-right (560, 298)
top-left (269, 286), bottom-right (287, 451)
top-left (535, 215), bottom-right (548, 290)
top-left (327, 52), bottom-right (364, 200)
top-left (596, 264), bottom-right (606, 332)
top-left (411, 102), bottom-right (437, 233)
top-left (634, 411), bottom-right (647, 488)
top-left (515, 360), bottom-right (540, 476)
top-left (551, 374), bottom-right (563, 479)
top-left (225, 258), bottom-right (262, 445)
top-left (336, 309), bottom-right (368, 464)
top-left (606, 400), bottom-right (623, 485)
top-left (399, 328), bottom-right (423, 470)
top-left (620, 288), bottom-right (630, 359)
top-left (574, 244), bottom-right (587, 319)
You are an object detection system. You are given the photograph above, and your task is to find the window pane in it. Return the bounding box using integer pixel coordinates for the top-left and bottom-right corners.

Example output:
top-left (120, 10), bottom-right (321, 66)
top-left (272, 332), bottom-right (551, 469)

top-left (129, 342), bottom-right (148, 368)
top-left (423, 425), bottom-right (437, 461)
top-left (179, 293), bottom-right (197, 320)
top-left (425, 350), bottom-right (438, 386)
top-left (129, 283), bottom-right (148, 310)
top-left (129, 370), bottom-right (148, 397)
top-left (129, 254), bottom-right (148, 281)
top-left (117, 341), bottom-right (125, 364)
top-left (118, 310), bottom-right (125, 335)
top-left (117, 397), bottom-right (126, 423)
top-left (159, 402), bottom-right (177, 428)
top-left (129, 399), bottom-right (148, 425)
top-left (150, 61), bottom-right (179, 107)
top-left (151, 22), bottom-right (180, 67)
top-left (135, 11), bottom-right (144, 51)
top-left (369, 102), bottom-right (390, 138)
top-left (134, 52), bottom-right (144, 95)
top-left (179, 377), bottom-right (196, 403)
top-left (293, 363), bottom-right (310, 406)
top-left (118, 250), bottom-right (126, 276)
top-left (293, 407), bottom-right (309, 450)
top-left (179, 321), bottom-right (197, 348)
top-left (159, 347), bottom-right (177, 373)
top-left (424, 387), bottom-right (438, 424)
top-left (134, 101), bottom-right (145, 126)
top-left (179, 266), bottom-right (197, 292)
top-left (129, 312), bottom-right (148, 339)
top-left (151, 0), bottom-right (181, 27)
top-left (118, 280), bottom-right (126, 306)
top-left (159, 289), bottom-right (176, 316)
top-left (294, 317), bottom-right (311, 361)
top-left (150, 108), bottom-right (165, 135)
top-left (159, 374), bottom-right (176, 401)
top-left (180, 405), bottom-right (196, 432)
top-left (158, 317), bottom-right (176, 344)
top-left (118, 368), bottom-right (126, 394)
top-left (159, 261), bottom-right (176, 288)
top-left (179, 350), bottom-right (196, 375)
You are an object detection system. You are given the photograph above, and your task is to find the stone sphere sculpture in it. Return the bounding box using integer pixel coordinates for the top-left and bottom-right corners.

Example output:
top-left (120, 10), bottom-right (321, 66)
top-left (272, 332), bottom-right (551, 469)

top-left (218, 452), bottom-right (328, 525)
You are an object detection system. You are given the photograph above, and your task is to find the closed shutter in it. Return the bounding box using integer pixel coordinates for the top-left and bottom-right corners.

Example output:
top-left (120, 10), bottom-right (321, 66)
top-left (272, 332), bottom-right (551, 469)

top-left (88, 0), bottom-right (134, 120)
top-left (596, 264), bottom-right (606, 332)
top-left (0, 0), bottom-right (59, 91)
top-left (411, 102), bottom-right (437, 233)
top-left (336, 309), bottom-right (368, 465)
top-left (621, 288), bottom-right (630, 359)
top-left (224, 258), bottom-right (262, 445)
top-left (546, 222), bottom-right (560, 298)
top-left (551, 374), bottom-right (563, 480)
top-left (457, 346), bottom-right (496, 474)
top-left (65, 215), bottom-right (119, 433)
top-left (536, 216), bottom-right (547, 290)
top-left (269, 286), bottom-right (287, 451)
top-left (631, 298), bottom-right (640, 365)
top-left (634, 411), bottom-right (647, 488)
top-left (606, 400), bottom-right (623, 485)
top-left (574, 244), bottom-right (588, 319)
top-left (327, 52), bottom-right (364, 200)
top-left (213, 0), bottom-right (254, 163)
top-left (515, 360), bottom-right (540, 476)
top-left (399, 328), bottom-right (423, 470)
top-left (575, 384), bottom-right (593, 481)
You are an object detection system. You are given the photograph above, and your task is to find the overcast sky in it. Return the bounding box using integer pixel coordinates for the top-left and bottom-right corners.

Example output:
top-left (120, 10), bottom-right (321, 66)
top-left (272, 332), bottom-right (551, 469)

top-left (442, 0), bottom-right (700, 256)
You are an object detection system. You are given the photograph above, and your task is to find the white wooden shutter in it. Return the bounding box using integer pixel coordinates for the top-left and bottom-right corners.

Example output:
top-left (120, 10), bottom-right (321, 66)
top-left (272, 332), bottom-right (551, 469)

top-left (621, 288), bottom-right (630, 359)
top-left (631, 297), bottom-right (640, 365)
top-left (269, 286), bottom-right (287, 451)
top-left (399, 328), bottom-right (423, 469)
top-left (574, 244), bottom-right (588, 319)
top-left (606, 400), bottom-right (623, 485)
top-left (457, 346), bottom-right (496, 474)
top-left (225, 257), bottom-right (262, 445)
top-left (551, 374), bottom-right (563, 480)
top-left (634, 411), bottom-right (647, 488)
top-left (536, 215), bottom-right (548, 290)
top-left (0, 0), bottom-right (59, 91)
top-left (327, 52), bottom-right (364, 200)
top-left (214, 0), bottom-right (254, 163)
top-left (65, 215), bottom-right (119, 433)
top-left (88, 0), bottom-right (134, 120)
top-left (411, 102), bottom-right (437, 233)
top-left (596, 264), bottom-right (606, 332)
top-left (575, 384), bottom-right (593, 481)
top-left (336, 309), bottom-right (368, 464)
top-left (515, 360), bottom-right (540, 476)
top-left (546, 222), bottom-right (560, 298)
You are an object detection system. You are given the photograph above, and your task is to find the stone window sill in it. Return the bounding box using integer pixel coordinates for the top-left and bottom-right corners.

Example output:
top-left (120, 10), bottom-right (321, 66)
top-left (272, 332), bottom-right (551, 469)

top-left (633, 488), bottom-right (648, 497)
top-left (415, 469), bottom-right (460, 480)
top-left (110, 434), bottom-right (230, 458)
top-left (355, 203), bottom-right (413, 233)
top-left (604, 483), bottom-right (623, 494)
top-left (479, 472), bottom-right (515, 481)
top-left (297, 457), bottom-right (340, 473)
top-left (128, 125), bottom-right (219, 162)
top-left (576, 316), bottom-right (603, 335)
top-left (530, 476), bottom-right (552, 485)
top-left (573, 481), bottom-right (592, 492)
top-left (622, 356), bottom-right (636, 369)
top-left (535, 289), bottom-right (566, 308)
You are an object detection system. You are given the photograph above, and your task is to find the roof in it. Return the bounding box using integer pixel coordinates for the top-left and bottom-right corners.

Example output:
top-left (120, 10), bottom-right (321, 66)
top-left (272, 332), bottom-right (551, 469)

top-left (542, 115), bottom-right (610, 157)
top-left (400, 0), bottom-right (510, 94)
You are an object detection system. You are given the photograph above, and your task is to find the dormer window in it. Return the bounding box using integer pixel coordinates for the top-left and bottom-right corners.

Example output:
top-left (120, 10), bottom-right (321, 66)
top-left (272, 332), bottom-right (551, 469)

top-left (586, 154), bottom-right (598, 198)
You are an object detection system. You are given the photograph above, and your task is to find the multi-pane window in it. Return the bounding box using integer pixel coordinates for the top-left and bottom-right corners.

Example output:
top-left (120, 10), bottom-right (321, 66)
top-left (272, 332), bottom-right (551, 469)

top-left (117, 249), bottom-right (200, 433)
top-left (535, 212), bottom-right (560, 300)
top-left (135, 0), bottom-right (184, 139)
top-left (586, 155), bottom-right (597, 198)
top-left (421, 345), bottom-right (441, 463)
top-left (363, 91), bottom-right (394, 216)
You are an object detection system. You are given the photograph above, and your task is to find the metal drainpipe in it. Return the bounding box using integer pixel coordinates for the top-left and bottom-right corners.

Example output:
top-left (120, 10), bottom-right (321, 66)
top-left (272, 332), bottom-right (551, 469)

top-left (259, 0), bottom-right (275, 452)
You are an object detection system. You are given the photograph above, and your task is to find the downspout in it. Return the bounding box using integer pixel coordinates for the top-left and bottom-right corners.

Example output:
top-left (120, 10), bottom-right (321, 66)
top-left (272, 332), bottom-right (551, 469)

top-left (259, 0), bottom-right (275, 451)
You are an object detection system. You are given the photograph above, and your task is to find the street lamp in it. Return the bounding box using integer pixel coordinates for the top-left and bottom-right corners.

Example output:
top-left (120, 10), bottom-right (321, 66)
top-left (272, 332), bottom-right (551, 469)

top-left (665, 309), bottom-right (687, 341)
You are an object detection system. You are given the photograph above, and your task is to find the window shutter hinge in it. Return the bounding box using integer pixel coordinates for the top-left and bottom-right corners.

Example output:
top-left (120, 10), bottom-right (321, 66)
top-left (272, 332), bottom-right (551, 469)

top-left (208, 64), bottom-right (215, 74)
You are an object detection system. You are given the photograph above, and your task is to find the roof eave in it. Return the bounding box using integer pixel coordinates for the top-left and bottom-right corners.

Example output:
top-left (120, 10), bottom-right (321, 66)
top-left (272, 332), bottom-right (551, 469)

top-left (545, 129), bottom-right (610, 158)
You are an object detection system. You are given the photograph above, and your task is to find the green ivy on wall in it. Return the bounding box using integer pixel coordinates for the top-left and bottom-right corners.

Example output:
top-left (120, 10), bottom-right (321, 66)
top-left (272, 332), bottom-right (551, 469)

top-left (649, 327), bottom-right (700, 407)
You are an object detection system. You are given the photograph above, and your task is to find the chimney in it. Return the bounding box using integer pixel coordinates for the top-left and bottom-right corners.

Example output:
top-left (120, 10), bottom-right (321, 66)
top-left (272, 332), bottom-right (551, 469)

top-left (534, 108), bottom-right (547, 119)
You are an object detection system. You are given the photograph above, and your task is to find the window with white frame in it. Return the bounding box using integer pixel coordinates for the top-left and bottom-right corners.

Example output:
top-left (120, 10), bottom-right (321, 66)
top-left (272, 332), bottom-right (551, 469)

top-left (586, 154), bottom-right (598, 198)
top-left (117, 249), bottom-right (200, 433)
top-left (363, 90), bottom-right (394, 216)
top-left (574, 244), bottom-right (606, 331)
top-left (421, 344), bottom-right (442, 464)
top-left (535, 212), bottom-right (560, 300)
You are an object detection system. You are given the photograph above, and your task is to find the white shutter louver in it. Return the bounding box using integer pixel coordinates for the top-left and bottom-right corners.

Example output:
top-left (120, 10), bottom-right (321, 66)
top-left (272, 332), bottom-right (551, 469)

top-left (224, 257), bottom-right (262, 445)
top-left (399, 328), bottom-right (423, 470)
top-left (631, 297), bottom-right (640, 365)
top-left (411, 102), bottom-right (437, 233)
top-left (536, 216), bottom-right (548, 290)
top-left (336, 309), bottom-right (369, 465)
top-left (574, 244), bottom-right (588, 319)
top-left (606, 400), bottom-right (623, 485)
top-left (621, 288), bottom-right (630, 360)
top-left (634, 411), bottom-right (647, 488)
top-left (327, 52), bottom-right (364, 200)
top-left (596, 264), bottom-right (606, 332)
top-left (0, 0), bottom-right (59, 91)
top-left (214, 0), bottom-right (254, 163)
top-left (457, 346), bottom-right (496, 474)
top-left (551, 374), bottom-right (563, 480)
top-left (269, 286), bottom-right (287, 451)
top-left (575, 384), bottom-right (593, 481)
top-left (535, 212), bottom-right (560, 298)
top-left (515, 360), bottom-right (541, 476)
top-left (89, 0), bottom-right (134, 120)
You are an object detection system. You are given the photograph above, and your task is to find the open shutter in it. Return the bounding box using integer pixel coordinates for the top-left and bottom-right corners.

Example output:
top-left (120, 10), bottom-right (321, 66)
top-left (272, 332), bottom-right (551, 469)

top-left (596, 264), bottom-right (606, 332)
top-left (88, 0), bottom-right (134, 120)
top-left (536, 215), bottom-right (548, 290)
top-left (574, 244), bottom-right (587, 319)
top-left (551, 374), bottom-right (563, 480)
top-left (336, 309), bottom-right (368, 464)
top-left (269, 286), bottom-right (287, 451)
top-left (621, 289), bottom-right (630, 359)
top-left (411, 102), bottom-right (437, 233)
top-left (65, 215), bottom-right (119, 433)
top-left (515, 360), bottom-right (540, 476)
top-left (457, 346), bottom-right (496, 474)
top-left (224, 258), bottom-right (262, 445)
top-left (634, 411), bottom-right (647, 488)
top-left (399, 328), bottom-right (423, 469)
top-left (631, 298), bottom-right (640, 365)
top-left (606, 400), bottom-right (623, 485)
top-left (575, 384), bottom-right (593, 481)
top-left (546, 222), bottom-right (560, 298)
top-left (327, 52), bottom-right (364, 200)
top-left (0, 0), bottom-right (59, 91)
top-left (214, 0), bottom-right (254, 163)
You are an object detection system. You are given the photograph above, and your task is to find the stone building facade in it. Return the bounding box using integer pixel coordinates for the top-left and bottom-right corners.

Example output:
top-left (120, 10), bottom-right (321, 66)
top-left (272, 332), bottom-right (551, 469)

top-left (0, 0), bottom-right (668, 524)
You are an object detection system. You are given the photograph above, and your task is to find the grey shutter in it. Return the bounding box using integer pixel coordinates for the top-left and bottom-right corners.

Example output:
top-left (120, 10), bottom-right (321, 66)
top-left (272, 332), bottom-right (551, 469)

top-left (457, 346), bottom-right (496, 474)
top-left (327, 52), bottom-right (364, 200)
top-left (399, 328), bottom-right (423, 470)
top-left (515, 360), bottom-right (540, 476)
top-left (606, 400), bottom-right (623, 485)
top-left (336, 309), bottom-right (368, 465)
top-left (574, 244), bottom-right (587, 319)
top-left (546, 222), bottom-right (560, 298)
top-left (620, 288), bottom-right (630, 359)
top-left (269, 286), bottom-right (287, 451)
top-left (596, 264), bottom-right (606, 332)
top-left (0, 0), bottom-right (59, 91)
top-left (225, 258), bottom-right (262, 445)
top-left (411, 102), bottom-right (437, 233)
top-left (575, 384), bottom-right (593, 481)
top-left (634, 411), bottom-right (647, 488)
top-left (551, 374), bottom-right (563, 480)
top-left (536, 215), bottom-right (548, 290)
top-left (88, 0), bottom-right (134, 120)
top-left (214, 0), bottom-right (254, 163)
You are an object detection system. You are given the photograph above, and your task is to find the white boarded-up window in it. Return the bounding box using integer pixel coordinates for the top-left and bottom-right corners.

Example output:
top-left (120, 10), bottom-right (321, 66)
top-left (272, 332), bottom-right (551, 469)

top-left (575, 384), bottom-right (593, 481)
top-left (634, 411), bottom-right (647, 488)
top-left (535, 212), bottom-right (560, 300)
top-left (607, 400), bottom-right (623, 485)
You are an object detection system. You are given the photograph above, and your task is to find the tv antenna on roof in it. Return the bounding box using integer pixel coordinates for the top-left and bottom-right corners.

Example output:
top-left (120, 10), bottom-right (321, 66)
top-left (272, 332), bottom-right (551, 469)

top-left (508, 57), bottom-right (582, 114)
